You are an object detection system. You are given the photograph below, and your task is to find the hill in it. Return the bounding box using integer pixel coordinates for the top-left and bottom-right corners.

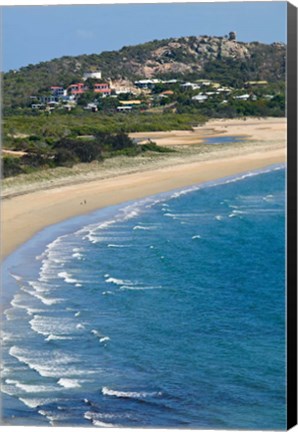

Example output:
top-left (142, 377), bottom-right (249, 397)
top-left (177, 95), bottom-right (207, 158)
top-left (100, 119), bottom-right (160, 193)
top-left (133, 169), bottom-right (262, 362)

top-left (3, 34), bottom-right (286, 108)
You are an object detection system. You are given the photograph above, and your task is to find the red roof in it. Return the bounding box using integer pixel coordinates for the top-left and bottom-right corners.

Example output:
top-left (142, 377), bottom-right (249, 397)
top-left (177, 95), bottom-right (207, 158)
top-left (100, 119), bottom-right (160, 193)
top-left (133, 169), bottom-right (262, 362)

top-left (68, 83), bottom-right (84, 88)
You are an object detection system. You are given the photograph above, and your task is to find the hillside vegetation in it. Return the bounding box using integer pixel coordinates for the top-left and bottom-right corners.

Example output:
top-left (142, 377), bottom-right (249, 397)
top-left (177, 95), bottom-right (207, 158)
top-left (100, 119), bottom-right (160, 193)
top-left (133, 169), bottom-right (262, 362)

top-left (3, 35), bottom-right (285, 108)
top-left (2, 34), bottom-right (286, 179)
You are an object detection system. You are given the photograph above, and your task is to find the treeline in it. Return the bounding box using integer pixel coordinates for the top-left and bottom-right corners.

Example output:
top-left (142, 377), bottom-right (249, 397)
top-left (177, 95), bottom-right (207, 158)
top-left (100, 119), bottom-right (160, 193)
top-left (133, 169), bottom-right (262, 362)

top-left (176, 94), bottom-right (285, 117)
top-left (3, 112), bottom-right (205, 138)
top-left (2, 131), bottom-right (173, 178)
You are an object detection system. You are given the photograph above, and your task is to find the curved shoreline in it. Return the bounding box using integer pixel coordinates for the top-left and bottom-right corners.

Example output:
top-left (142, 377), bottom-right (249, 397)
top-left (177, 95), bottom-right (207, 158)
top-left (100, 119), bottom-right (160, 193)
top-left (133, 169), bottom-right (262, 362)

top-left (1, 117), bottom-right (286, 259)
top-left (1, 146), bottom-right (285, 259)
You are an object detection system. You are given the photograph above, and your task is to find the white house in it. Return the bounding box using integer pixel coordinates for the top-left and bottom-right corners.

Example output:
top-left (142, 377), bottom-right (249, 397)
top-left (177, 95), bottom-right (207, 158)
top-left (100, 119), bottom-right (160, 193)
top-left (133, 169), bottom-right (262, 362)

top-left (84, 103), bottom-right (98, 112)
top-left (192, 94), bottom-right (208, 102)
top-left (83, 71), bottom-right (102, 81)
top-left (117, 106), bottom-right (132, 112)
top-left (234, 94), bottom-right (250, 101)
top-left (180, 82), bottom-right (201, 90)
top-left (134, 79), bottom-right (161, 89)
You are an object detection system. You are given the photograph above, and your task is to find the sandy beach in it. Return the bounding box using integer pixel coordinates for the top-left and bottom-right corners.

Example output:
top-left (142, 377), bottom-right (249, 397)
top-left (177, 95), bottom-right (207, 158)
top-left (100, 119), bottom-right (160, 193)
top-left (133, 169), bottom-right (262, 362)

top-left (1, 117), bottom-right (286, 259)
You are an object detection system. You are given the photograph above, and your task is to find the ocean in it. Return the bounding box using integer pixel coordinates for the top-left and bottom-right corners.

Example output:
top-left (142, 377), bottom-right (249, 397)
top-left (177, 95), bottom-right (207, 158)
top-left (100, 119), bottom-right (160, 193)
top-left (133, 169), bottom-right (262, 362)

top-left (1, 164), bottom-right (286, 429)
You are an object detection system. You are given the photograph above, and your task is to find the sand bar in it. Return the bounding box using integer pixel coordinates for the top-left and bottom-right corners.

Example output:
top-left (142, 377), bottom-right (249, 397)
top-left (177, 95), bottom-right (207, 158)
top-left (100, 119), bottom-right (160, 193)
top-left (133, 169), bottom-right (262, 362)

top-left (130, 117), bottom-right (286, 146)
top-left (1, 118), bottom-right (286, 259)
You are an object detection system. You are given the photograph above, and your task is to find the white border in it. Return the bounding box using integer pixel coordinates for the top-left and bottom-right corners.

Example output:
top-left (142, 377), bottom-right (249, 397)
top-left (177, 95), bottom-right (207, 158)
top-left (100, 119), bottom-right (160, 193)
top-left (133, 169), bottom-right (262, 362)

top-left (0, 1), bottom-right (296, 432)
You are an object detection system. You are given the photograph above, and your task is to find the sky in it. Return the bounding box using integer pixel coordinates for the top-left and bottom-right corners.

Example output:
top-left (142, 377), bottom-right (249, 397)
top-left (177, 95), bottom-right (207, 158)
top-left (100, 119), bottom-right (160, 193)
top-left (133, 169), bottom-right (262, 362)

top-left (1, 1), bottom-right (287, 72)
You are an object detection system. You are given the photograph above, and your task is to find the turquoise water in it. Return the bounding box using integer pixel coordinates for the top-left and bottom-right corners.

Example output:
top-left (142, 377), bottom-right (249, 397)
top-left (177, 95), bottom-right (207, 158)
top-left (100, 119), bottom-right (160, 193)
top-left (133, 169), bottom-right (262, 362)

top-left (1, 165), bottom-right (286, 429)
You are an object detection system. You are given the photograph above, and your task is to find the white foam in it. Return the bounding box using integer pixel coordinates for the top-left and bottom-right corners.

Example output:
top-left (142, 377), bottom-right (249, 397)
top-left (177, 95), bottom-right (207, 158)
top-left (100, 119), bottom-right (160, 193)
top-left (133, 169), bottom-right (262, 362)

top-left (11, 293), bottom-right (32, 310)
top-left (37, 236), bottom-right (70, 281)
top-left (5, 379), bottom-right (58, 393)
top-left (72, 252), bottom-right (83, 259)
top-left (27, 289), bottom-right (63, 306)
top-left (119, 285), bottom-right (162, 291)
top-left (133, 225), bottom-right (155, 231)
top-left (162, 164), bottom-right (285, 205)
top-left (4, 307), bottom-right (22, 320)
top-left (45, 334), bottom-right (73, 342)
top-left (107, 244), bottom-right (131, 248)
top-left (1, 332), bottom-right (13, 342)
top-left (170, 186), bottom-right (197, 198)
top-left (29, 315), bottom-right (78, 337)
top-left (10, 273), bottom-right (23, 282)
top-left (10, 293), bottom-right (47, 316)
top-left (38, 409), bottom-right (60, 426)
top-left (99, 336), bottom-right (110, 343)
top-left (80, 200), bottom-right (153, 245)
top-left (215, 215), bottom-right (224, 221)
top-left (57, 378), bottom-right (81, 389)
top-left (91, 329), bottom-right (101, 337)
top-left (102, 387), bottom-right (162, 399)
top-left (73, 247), bottom-right (84, 252)
top-left (192, 235), bottom-right (201, 240)
top-left (228, 209), bottom-right (247, 218)
top-left (58, 271), bottom-right (79, 284)
top-left (1, 367), bottom-right (12, 377)
top-left (28, 280), bottom-right (50, 293)
top-left (1, 383), bottom-right (19, 396)
top-left (263, 194), bottom-right (274, 201)
top-left (35, 366), bottom-right (92, 379)
top-left (19, 397), bottom-right (56, 409)
top-left (163, 213), bottom-right (177, 218)
top-left (120, 207), bottom-right (141, 221)
top-left (105, 277), bottom-right (133, 286)
top-left (81, 220), bottom-right (118, 243)
top-left (84, 412), bottom-right (116, 428)
top-left (9, 346), bottom-right (91, 378)
top-left (76, 323), bottom-right (85, 330)
top-left (93, 420), bottom-right (115, 427)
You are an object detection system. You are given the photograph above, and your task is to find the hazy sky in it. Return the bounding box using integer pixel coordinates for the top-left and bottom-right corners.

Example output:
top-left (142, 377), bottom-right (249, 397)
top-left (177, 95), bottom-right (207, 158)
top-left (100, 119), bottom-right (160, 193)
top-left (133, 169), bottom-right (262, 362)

top-left (2, 1), bottom-right (287, 72)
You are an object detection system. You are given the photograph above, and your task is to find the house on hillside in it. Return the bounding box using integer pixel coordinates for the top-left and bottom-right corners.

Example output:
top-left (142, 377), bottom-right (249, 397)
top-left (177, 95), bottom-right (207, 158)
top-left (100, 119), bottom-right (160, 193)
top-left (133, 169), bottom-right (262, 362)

top-left (40, 95), bottom-right (59, 103)
top-left (162, 79), bottom-right (178, 84)
top-left (196, 79), bottom-right (212, 86)
top-left (234, 94), bottom-right (250, 101)
top-left (180, 82), bottom-right (201, 90)
top-left (83, 71), bottom-right (102, 81)
top-left (67, 83), bottom-right (87, 95)
top-left (160, 90), bottom-right (174, 96)
top-left (192, 94), bottom-right (208, 103)
top-left (84, 102), bottom-right (98, 112)
top-left (134, 79), bottom-right (161, 89)
top-left (31, 103), bottom-right (45, 110)
top-left (119, 100), bottom-right (142, 106)
top-left (117, 106), bottom-right (132, 112)
top-left (50, 86), bottom-right (67, 98)
top-left (244, 80), bottom-right (268, 87)
top-left (93, 83), bottom-right (111, 95)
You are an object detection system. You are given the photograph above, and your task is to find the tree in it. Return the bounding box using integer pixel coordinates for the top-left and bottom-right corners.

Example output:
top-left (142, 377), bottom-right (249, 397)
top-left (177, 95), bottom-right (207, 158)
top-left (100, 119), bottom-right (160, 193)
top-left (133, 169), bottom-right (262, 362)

top-left (77, 91), bottom-right (96, 106)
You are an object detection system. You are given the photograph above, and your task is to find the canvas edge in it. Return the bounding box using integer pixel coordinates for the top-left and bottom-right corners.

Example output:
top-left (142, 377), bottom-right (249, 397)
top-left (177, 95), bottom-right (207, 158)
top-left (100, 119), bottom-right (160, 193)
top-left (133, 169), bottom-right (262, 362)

top-left (287, 1), bottom-right (298, 430)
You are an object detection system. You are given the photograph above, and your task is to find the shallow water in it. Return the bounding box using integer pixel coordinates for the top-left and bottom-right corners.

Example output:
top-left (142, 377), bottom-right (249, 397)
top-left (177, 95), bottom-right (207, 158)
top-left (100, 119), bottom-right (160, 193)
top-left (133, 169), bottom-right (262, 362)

top-left (1, 164), bottom-right (286, 428)
top-left (203, 135), bottom-right (247, 145)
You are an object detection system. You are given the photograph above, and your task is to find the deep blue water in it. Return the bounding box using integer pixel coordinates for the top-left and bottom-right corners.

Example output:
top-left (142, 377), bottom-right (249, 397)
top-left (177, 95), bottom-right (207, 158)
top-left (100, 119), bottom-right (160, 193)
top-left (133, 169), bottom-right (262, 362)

top-left (1, 165), bottom-right (286, 429)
